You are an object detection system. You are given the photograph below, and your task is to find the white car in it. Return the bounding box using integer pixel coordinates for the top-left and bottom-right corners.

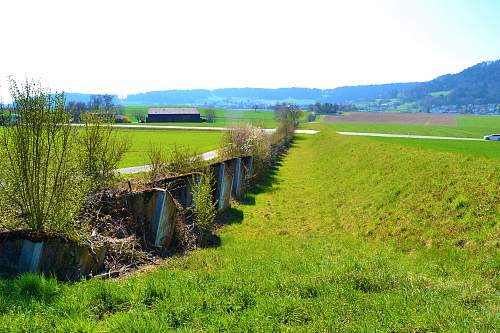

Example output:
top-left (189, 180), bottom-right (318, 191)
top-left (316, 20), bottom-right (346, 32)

top-left (483, 134), bottom-right (500, 141)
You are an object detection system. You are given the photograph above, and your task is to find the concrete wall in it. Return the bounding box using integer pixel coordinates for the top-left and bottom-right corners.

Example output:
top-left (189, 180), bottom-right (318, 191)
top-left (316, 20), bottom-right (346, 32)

top-left (0, 156), bottom-right (254, 279)
top-left (0, 236), bottom-right (105, 280)
top-left (125, 188), bottom-right (178, 251)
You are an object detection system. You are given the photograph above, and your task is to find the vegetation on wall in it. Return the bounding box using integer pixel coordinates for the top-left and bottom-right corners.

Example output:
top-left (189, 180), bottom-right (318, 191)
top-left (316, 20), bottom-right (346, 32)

top-left (0, 80), bottom-right (128, 237)
top-left (147, 144), bottom-right (208, 181)
top-left (191, 171), bottom-right (217, 244)
top-left (78, 113), bottom-right (128, 188)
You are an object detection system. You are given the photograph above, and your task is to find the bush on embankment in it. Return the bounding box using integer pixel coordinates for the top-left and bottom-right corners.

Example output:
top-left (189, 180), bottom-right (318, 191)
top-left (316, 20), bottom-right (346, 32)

top-left (0, 79), bottom-right (127, 239)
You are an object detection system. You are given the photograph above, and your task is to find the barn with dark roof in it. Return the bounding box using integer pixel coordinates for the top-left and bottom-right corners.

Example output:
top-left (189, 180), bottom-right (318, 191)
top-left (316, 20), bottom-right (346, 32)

top-left (146, 108), bottom-right (202, 123)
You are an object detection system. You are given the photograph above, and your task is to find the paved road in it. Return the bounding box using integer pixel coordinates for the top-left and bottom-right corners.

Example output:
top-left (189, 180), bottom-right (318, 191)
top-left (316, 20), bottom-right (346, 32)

top-left (336, 131), bottom-right (485, 141)
top-left (115, 149), bottom-right (220, 175)
top-left (73, 124), bottom-right (319, 135)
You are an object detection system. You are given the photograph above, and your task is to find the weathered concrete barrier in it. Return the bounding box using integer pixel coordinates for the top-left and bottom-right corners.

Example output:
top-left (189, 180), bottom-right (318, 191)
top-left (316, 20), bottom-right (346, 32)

top-left (212, 160), bottom-right (236, 211)
top-left (125, 188), bottom-right (177, 251)
top-left (242, 156), bottom-right (254, 181)
top-left (0, 233), bottom-right (105, 280)
top-left (232, 156), bottom-right (254, 199)
top-left (232, 158), bottom-right (243, 199)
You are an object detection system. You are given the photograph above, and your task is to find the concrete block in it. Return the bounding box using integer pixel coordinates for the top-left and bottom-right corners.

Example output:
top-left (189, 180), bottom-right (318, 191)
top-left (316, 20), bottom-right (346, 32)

top-left (151, 189), bottom-right (177, 248)
top-left (232, 158), bottom-right (243, 199)
top-left (125, 188), bottom-right (177, 251)
top-left (0, 234), bottom-right (105, 280)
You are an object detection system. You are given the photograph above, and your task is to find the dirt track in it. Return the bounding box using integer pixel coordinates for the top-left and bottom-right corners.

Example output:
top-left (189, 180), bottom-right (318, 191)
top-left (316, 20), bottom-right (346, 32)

top-left (324, 112), bottom-right (457, 126)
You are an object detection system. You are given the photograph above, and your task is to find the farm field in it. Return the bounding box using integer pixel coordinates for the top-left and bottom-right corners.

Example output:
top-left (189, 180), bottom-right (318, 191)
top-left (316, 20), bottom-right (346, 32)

top-left (324, 112), bottom-right (458, 126)
top-left (123, 107), bottom-right (280, 128)
top-left (319, 114), bottom-right (500, 138)
top-left (116, 129), bottom-right (223, 168)
top-left (0, 125), bottom-right (498, 331)
top-left (316, 114), bottom-right (500, 158)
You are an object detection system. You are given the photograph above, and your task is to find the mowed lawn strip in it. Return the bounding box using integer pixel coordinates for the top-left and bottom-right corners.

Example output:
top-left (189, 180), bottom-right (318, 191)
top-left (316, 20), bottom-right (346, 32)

top-left (117, 129), bottom-right (223, 168)
top-left (0, 125), bottom-right (498, 331)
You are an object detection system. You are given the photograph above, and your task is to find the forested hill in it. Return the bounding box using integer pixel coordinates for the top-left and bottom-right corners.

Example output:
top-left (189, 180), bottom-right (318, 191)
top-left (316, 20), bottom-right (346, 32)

top-left (66, 84), bottom-right (418, 107)
top-left (64, 60), bottom-right (500, 107)
top-left (402, 60), bottom-right (500, 105)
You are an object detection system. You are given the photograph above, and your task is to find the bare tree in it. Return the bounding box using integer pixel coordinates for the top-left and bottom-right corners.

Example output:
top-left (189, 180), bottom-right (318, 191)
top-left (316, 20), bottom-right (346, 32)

top-left (205, 108), bottom-right (216, 123)
top-left (103, 94), bottom-right (114, 112)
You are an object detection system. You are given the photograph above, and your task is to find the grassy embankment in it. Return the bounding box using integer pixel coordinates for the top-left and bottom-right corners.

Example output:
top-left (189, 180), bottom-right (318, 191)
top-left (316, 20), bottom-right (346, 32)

top-left (0, 124), bottom-right (498, 331)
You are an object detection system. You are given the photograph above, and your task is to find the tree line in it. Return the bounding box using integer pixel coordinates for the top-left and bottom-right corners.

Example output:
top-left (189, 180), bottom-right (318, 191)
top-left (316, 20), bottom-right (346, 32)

top-left (307, 102), bottom-right (357, 114)
top-left (65, 94), bottom-right (128, 123)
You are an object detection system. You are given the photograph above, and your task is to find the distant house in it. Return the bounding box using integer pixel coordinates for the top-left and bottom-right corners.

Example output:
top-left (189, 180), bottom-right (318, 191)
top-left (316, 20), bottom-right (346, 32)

top-left (146, 108), bottom-right (202, 123)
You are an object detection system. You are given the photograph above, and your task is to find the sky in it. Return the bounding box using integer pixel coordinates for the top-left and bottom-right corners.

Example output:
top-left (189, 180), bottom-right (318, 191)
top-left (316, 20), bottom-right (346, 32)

top-left (1, 0), bottom-right (500, 99)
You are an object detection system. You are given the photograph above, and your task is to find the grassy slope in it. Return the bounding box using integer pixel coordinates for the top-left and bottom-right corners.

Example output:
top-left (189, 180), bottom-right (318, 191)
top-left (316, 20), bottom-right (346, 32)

top-left (369, 136), bottom-right (500, 160)
top-left (314, 115), bottom-right (500, 159)
top-left (0, 125), bottom-right (498, 331)
top-left (117, 129), bottom-right (222, 168)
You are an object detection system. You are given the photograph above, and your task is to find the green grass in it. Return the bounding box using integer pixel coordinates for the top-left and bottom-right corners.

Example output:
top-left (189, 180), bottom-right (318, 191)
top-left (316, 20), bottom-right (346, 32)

top-left (429, 90), bottom-right (452, 97)
top-left (1, 124), bottom-right (498, 331)
top-left (369, 136), bottom-right (500, 160)
top-left (311, 115), bottom-right (500, 159)
top-left (123, 107), bottom-right (280, 128)
top-left (117, 129), bottom-right (222, 168)
top-left (315, 115), bottom-right (500, 138)
top-left (122, 106), bottom-right (311, 128)
top-left (386, 102), bottom-right (420, 112)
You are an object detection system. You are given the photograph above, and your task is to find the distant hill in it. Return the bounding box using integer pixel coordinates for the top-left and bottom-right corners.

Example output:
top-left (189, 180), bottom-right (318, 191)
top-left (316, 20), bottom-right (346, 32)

top-left (64, 60), bottom-right (500, 108)
top-left (65, 84), bottom-right (418, 107)
top-left (402, 60), bottom-right (500, 106)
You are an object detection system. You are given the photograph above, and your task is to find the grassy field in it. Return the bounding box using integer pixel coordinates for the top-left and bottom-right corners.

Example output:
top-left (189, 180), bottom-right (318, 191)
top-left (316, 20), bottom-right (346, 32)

top-left (317, 114), bottom-right (500, 138)
top-left (370, 136), bottom-right (500, 160)
top-left (314, 114), bottom-right (500, 159)
top-left (1, 124), bottom-right (498, 331)
top-left (117, 129), bottom-right (223, 168)
top-left (123, 107), bottom-right (280, 128)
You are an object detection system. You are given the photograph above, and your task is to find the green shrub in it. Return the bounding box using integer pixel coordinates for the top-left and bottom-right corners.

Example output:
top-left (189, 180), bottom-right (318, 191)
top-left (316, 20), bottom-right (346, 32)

top-left (0, 79), bottom-right (90, 234)
top-left (147, 143), bottom-right (167, 181)
top-left (191, 171), bottom-right (217, 239)
top-left (148, 144), bottom-right (207, 181)
top-left (78, 112), bottom-right (128, 188)
top-left (220, 124), bottom-right (271, 176)
top-left (166, 144), bottom-right (207, 175)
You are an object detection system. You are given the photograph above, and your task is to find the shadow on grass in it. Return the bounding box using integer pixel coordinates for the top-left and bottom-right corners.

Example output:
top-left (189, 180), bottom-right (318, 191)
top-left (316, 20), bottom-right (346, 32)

top-left (237, 137), bottom-right (302, 205)
top-left (217, 207), bottom-right (244, 226)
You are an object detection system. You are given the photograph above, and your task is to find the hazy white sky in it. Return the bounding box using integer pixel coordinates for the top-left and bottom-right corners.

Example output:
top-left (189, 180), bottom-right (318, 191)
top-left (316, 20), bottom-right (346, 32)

top-left (1, 0), bottom-right (499, 99)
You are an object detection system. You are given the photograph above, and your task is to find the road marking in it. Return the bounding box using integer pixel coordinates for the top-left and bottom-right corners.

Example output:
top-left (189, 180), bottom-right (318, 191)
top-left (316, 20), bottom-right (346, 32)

top-left (336, 131), bottom-right (485, 141)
